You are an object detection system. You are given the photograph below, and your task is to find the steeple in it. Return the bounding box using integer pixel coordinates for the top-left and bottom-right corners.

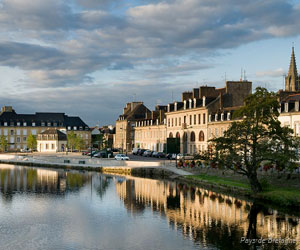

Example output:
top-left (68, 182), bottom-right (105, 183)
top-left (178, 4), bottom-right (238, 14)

top-left (285, 47), bottom-right (299, 91)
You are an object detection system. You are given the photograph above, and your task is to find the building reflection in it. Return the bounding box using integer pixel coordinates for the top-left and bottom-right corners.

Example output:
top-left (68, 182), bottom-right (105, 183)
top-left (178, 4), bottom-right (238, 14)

top-left (0, 165), bottom-right (90, 199)
top-left (115, 176), bottom-right (300, 249)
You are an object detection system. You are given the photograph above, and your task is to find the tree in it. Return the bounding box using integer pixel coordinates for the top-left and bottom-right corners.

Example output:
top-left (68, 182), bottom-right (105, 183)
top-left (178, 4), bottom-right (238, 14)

top-left (67, 131), bottom-right (77, 152)
top-left (0, 135), bottom-right (7, 152)
top-left (27, 134), bottom-right (37, 151)
top-left (75, 137), bottom-right (86, 151)
top-left (209, 87), bottom-right (300, 193)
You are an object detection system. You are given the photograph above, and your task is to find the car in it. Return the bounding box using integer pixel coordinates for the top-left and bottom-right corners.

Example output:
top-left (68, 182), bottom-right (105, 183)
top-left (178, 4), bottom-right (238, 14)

top-left (143, 150), bottom-right (152, 157)
top-left (156, 152), bottom-right (166, 158)
top-left (176, 153), bottom-right (184, 160)
top-left (152, 151), bottom-right (158, 157)
top-left (166, 153), bottom-right (177, 160)
top-left (115, 154), bottom-right (130, 160)
top-left (82, 151), bottom-right (89, 155)
top-left (20, 148), bottom-right (32, 153)
top-left (132, 148), bottom-right (139, 155)
top-left (138, 149), bottom-right (146, 156)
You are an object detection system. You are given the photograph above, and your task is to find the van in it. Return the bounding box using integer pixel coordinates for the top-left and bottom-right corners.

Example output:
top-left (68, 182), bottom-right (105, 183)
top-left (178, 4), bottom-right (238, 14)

top-left (132, 148), bottom-right (139, 155)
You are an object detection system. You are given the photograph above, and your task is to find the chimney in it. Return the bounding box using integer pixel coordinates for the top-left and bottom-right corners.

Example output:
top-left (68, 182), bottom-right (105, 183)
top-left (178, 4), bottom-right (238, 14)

top-left (219, 93), bottom-right (223, 109)
top-left (194, 98), bottom-right (197, 108)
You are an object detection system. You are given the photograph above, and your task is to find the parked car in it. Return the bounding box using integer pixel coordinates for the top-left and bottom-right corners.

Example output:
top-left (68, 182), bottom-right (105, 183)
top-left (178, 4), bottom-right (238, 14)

top-left (115, 154), bottom-right (130, 160)
top-left (138, 149), bottom-right (146, 156)
top-left (156, 152), bottom-right (166, 158)
top-left (143, 150), bottom-right (152, 157)
top-left (166, 153), bottom-right (177, 160)
top-left (151, 151), bottom-right (158, 157)
top-left (176, 153), bottom-right (184, 160)
top-left (132, 148), bottom-right (139, 155)
top-left (20, 148), bottom-right (32, 153)
top-left (82, 151), bottom-right (89, 155)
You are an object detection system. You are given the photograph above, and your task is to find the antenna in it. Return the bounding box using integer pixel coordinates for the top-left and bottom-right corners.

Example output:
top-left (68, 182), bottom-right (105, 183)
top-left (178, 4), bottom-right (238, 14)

top-left (240, 68), bottom-right (243, 81)
top-left (244, 70), bottom-right (246, 81)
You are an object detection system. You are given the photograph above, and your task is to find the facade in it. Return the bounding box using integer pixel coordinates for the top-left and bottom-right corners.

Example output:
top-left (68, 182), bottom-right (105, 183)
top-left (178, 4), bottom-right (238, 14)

top-left (37, 129), bottom-right (67, 152)
top-left (115, 102), bottom-right (150, 152)
top-left (132, 81), bottom-right (251, 155)
top-left (0, 106), bottom-right (91, 151)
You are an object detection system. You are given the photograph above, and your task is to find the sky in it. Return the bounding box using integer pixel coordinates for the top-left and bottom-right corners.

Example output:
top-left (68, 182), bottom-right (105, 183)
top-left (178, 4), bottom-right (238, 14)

top-left (0, 0), bottom-right (300, 126)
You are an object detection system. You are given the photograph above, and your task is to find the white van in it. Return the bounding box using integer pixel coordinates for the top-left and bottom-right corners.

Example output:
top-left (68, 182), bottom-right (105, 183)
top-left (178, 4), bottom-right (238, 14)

top-left (132, 148), bottom-right (139, 155)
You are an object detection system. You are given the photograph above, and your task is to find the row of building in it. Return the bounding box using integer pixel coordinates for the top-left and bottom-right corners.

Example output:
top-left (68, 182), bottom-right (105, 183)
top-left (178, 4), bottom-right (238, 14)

top-left (114, 47), bottom-right (300, 155)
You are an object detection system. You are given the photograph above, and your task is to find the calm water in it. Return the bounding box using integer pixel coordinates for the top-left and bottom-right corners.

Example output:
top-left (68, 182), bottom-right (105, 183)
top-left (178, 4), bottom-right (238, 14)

top-left (0, 164), bottom-right (299, 250)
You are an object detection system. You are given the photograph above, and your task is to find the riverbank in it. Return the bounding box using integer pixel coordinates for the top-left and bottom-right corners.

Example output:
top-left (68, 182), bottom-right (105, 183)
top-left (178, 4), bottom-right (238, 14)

top-left (184, 174), bottom-right (300, 211)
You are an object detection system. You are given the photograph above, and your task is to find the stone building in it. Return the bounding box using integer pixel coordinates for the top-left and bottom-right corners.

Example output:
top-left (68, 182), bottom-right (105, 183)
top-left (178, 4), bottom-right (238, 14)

top-left (37, 129), bottom-right (67, 152)
top-left (132, 81), bottom-right (251, 154)
top-left (115, 102), bottom-right (150, 153)
top-left (134, 105), bottom-right (167, 151)
top-left (285, 47), bottom-right (300, 92)
top-left (0, 106), bottom-right (91, 151)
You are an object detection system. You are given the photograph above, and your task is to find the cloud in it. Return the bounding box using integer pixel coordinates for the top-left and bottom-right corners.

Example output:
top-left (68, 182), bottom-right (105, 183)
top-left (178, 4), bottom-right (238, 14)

top-left (0, 0), bottom-right (299, 123)
top-left (256, 68), bottom-right (286, 78)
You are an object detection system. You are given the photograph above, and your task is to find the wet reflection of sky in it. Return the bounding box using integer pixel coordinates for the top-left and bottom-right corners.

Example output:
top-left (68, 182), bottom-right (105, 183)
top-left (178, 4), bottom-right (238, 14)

top-left (0, 165), bottom-right (298, 250)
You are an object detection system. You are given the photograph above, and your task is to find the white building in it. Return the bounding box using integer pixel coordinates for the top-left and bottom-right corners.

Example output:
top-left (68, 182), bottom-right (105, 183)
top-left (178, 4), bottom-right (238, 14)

top-left (37, 129), bottom-right (67, 153)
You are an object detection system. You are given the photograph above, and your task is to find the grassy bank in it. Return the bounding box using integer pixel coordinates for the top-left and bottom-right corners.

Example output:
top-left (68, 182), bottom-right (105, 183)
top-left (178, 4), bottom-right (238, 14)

top-left (186, 174), bottom-right (300, 208)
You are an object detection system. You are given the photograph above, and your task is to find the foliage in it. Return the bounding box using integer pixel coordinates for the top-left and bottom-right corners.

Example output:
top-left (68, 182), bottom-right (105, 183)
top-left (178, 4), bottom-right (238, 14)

top-left (0, 135), bottom-right (8, 152)
top-left (27, 134), bottom-right (37, 150)
top-left (209, 87), bottom-right (300, 193)
top-left (67, 131), bottom-right (77, 151)
top-left (75, 137), bottom-right (86, 151)
top-left (92, 134), bottom-right (108, 150)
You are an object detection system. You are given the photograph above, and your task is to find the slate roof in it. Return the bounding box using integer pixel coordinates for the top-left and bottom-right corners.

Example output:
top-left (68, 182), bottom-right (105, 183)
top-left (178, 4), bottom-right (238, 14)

top-left (0, 109), bottom-right (89, 130)
top-left (39, 129), bottom-right (67, 140)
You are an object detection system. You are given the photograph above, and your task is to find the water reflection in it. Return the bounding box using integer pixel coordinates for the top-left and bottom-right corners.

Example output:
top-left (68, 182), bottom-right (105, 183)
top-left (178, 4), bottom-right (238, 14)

top-left (115, 176), bottom-right (300, 249)
top-left (0, 165), bottom-right (90, 199)
top-left (0, 165), bottom-right (298, 250)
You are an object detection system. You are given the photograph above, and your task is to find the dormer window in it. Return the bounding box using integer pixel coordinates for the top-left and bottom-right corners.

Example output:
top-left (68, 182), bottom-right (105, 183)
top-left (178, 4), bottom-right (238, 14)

top-left (215, 114), bottom-right (218, 122)
top-left (79, 126), bottom-right (83, 130)
top-left (23, 122), bottom-right (27, 126)
top-left (32, 122), bottom-right (36, 127)
top-left (47, 122), bottom-right (51, 126)
top-left (209, 115), bottom-right (212, 122)
top-left (74, 126), bottom-right (77, 130)
top-left (4, 122), bottom-right (7, 126)
top-left (41, 122), bottom-right (45, 126)
top-left (68, 126), bottom-right (71, 130)
top-left (17, 122), bottom-right (20, 126)
top-left (10, 122), bottom-right (14, 126)
top-left (221, 113), bottom-right (224, 121)
top-left (53, 122), bottom-right (57, 127)
top-left (285, 102), bottom-right (289, 112)
top-left (227, 113), bottom-right (231, 121)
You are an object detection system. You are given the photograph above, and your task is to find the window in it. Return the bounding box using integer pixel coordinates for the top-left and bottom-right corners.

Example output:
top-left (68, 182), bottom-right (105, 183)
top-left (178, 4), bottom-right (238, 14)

top-left (74, 126), bottom-right (77, 130)
top-left (168, 119), bottom-right (170, 127)
top-left (175, 118), bottom-right (177, 126)
top-left (23, 137), bottom-right (27, 141)
top-left (52, 144), bottom-right (55, 150)
top-left (169, 132), bottom-right (173, 138)
top-left (10, 122), bottom-right (14, 126)
top-left (198, 114), bottom-right (201, 124)
top-left (17, 137), bottom-right (20, 143)
top-left (47, 122), bottom-right (51, 126)
top-left (203, 114), bottom-right (206, 124)
top-left (68, 126), bottom-right (71, 130)
top-left (53, 123), bottom-right (57, 127)
top-left (41, 122), bottom-right (45, 126)
top-left (79, 126), bottom-right (83, 130)
top-left (171, 119), bottom-right (173, 127)
top-left (215, 128), bottom-right (218, 137)
top-left (86, 134), bottom-right (88, 139)
top-left (23, 122), bottom-right (27, 126)
top-left (184, 116), bottom-right (186, 124)
top-left (32, 122), bottom-right (36, 127)
top-left (10, 130), bottom-right (14, 136)
top-left (199, 131), bottom-right (205, 141)
top-left (194, 115), bottom-right (196, 125)
top-left (17, 122), bottom-right (20, 126)
top-left (189, 115), bottom-right (192, 125)
top-left (31, 129), bottom-right (37, 135)
top-left (23, 129), bottom-right (27, 135)
top-left (4, 122), bottom-right (7, 126)
top-left (46, 144), bottom-right (49, 150)
top-left (190, 131), bottom-right (195, 142)
top-left (4, 129), bottom-right (8, 136)
top-left (179, 117), bottom-right (181, 126)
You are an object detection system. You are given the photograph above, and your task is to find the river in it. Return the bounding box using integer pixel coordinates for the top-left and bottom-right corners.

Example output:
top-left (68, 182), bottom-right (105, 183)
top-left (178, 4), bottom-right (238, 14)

top-left (0, 164), bottom-right (298, 250)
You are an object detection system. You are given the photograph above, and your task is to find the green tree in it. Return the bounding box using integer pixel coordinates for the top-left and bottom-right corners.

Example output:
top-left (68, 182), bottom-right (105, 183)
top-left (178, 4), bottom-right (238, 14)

top-left (210, 87), bottom-right (300, 193)
top-left (75, 137), bottom-right (86, 151)
top-left (27, 134), bottom-right (37, 151)
top-left (0, 135), bottom-right (8, 152)
top-left (67, 131), bottom-right (77, 152)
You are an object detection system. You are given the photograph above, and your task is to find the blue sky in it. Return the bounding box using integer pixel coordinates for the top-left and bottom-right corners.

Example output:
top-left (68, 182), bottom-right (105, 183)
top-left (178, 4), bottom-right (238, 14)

top-left (0, 0), bottom-right (300, 126)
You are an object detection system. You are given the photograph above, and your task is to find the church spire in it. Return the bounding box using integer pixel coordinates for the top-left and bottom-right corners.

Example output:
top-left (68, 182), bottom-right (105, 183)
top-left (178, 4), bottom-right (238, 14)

top-left (288, 47), bottom-right (298, 77)
top-left (285, 47), bottom-right (299, 91)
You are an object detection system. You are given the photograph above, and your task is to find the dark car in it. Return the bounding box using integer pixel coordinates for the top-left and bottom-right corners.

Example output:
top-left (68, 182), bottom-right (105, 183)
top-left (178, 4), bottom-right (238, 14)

top-left (138, 149), bottom-right (146, 156)
top-left (156, 152), bottom-right (165, 158)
